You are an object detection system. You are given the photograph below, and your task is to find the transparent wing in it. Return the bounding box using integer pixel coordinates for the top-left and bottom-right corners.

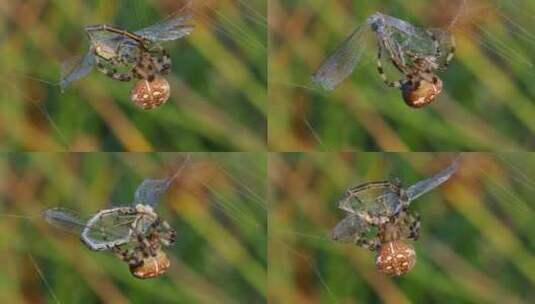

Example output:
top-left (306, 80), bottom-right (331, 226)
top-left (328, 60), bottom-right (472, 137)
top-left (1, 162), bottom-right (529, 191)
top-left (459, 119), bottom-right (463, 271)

top-left (406, 159), bottom-right (460, 202)
top-left (338, 181), bottom-right (401, 217)
top-left (134, 9), bottom-right (194, 42)
top-left (133, 156), bottom-right (190, 207)
top-left (331, 214), bottom-right (365, 242)
top-left (371, 12), bottom-right (450, 62)
top-left (312, 22), bottom-right (371, 90)
top-left (42, 207), bottom-right (138, 251)
top-left (42, 207), bottom-right (87, 233)
top-left (81, 207), bottom-right (140, 250)
top-left (59, 50), bottom-right (95, 91)
top-left (330, 214), bottom-right (368, 243)
top-left (133, 178), bottom-right (173, 208)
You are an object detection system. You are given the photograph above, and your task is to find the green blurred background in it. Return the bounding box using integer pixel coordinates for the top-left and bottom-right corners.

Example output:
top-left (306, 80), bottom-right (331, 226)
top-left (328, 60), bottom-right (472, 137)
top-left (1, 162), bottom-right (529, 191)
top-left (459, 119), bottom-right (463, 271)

top-left (269, 153), bottom-right (535, 303)
top-left (0, 153), bottom-right (266, 303)
top-left (0, 0), bottom-right (266, 151)
top-left (269, 0), bottom-right (535, 151)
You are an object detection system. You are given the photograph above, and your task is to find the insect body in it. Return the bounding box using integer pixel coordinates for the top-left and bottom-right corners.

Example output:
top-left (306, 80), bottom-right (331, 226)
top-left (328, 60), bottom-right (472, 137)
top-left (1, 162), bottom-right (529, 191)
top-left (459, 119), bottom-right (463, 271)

top-left (331, 159), bottom-right (459, 276)
top-left (42, 169), bottom-right (183, 279)
top-left (313, 12), bottom-right (455, 108)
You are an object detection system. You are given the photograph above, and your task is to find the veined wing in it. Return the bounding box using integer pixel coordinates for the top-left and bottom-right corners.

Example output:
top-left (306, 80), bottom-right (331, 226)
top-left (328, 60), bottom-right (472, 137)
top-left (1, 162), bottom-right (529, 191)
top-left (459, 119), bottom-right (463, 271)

top-left (81, 207), bottom-right (142, 251)
top-left (371, 12), bottom-right (449, 61)
top-left (134, 8), bottom-right (194, 42)
top-left (330, 214), bottom-right (368, 243)
top-left (133, 156), bottom-right (190, 208)
top-left (405, 159), bottom-right (460, 202)
top-left (337, 181), bottom-right (400, 216)
top-left (133, 177), bottom-right (174, 208)
top-left (59, 50), bottom-right (95, 91)
top-left (42, 207), bottom-right (87, 233)
top-left (312, 21), bottom-right (371, 90)
top-left (84, 26), bottom-right (142, 59)
top-left (42, 207), bottom-right (139, 251)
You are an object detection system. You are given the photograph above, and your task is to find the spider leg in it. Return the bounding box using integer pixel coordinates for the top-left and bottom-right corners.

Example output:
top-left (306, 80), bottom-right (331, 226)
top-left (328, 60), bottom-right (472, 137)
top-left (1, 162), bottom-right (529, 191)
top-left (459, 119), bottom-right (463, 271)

top-left (405, 211), bottom-right (420, 241)
top-left (159, 49), bottom-right (172, 75)
top-left (113, 245), bottom-right (144, 268)
top-left (376, 41), bottom-right (403, 88)
top-left (135, 232), bottom-right (157, 257)
top-left (427, 29), bottom-right (456, 70)
top-left (427, 30), bottom-right (442, 60)
top-left (159, 220), bottom-right (177, 246)
top-left (356, 236), bottom-right (381, 251)
top-left (442, 34), bottom-right (456, 69)
top-left (127, 214), bottom-right (158, 258)
top-left (133, 51), bottom-right (158, 81)
top-left (148, 44), bottom-right (172, 75)
top-left (95, 56), bottom-right (133, 82)
top-left (147, 216), bottom-right (176, 246)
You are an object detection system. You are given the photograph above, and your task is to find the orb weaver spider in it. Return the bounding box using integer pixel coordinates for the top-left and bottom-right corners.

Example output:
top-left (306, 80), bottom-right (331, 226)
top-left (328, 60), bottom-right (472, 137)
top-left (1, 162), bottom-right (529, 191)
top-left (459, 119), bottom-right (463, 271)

top-left (85, 24), bottom-right (174, 109)
top-left (375, 28), bottom-right (456, 108)
top-left (331, 159), bottom-right (459, 276)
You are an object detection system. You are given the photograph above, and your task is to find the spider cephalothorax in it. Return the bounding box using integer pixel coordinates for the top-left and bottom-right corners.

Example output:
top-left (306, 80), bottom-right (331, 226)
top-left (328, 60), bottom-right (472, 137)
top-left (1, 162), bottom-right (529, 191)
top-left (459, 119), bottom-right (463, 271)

top-left (331, 160), bottom-right (459, 276)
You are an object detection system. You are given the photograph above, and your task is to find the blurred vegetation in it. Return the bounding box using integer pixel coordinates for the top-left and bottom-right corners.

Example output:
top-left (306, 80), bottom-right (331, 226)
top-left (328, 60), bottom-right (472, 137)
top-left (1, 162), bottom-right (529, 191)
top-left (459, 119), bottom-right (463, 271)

top-left (0, 0), bottom-right (266, 151)
top-left (0, 153), bottom-right (266, 303)
top-left (269, 153), bottom-right (535, 303)
top-left (269, 0), bottom-right (535, 151)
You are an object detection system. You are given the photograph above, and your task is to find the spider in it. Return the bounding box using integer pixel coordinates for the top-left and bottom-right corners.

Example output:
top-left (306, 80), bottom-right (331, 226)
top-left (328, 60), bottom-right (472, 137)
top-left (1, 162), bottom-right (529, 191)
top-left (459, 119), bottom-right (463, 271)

top-left (107, 204), bottom-right (177, 279)
top-left (375, 29), bottom-right (456, 108)
top-left (332, 180), bottom-right (420, 276)
top-left (85, 25), bottom-right (172, 109)
top-left (312, 12), bottom-right (456, 108)
top-left (331, 160), bottom-right (459, 276)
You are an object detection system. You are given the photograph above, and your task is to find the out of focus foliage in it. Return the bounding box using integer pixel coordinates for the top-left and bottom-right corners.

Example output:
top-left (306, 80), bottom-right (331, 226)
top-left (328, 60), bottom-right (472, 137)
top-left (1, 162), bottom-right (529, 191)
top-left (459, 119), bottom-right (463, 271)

top-left (0, 153), bottom-right (266, 303)
top-left (0, 0), bottom-right (266, 151)
top-left (269, 0), bottom-right (535, 151)
top-left (269, 153), bottom-right (535, 303)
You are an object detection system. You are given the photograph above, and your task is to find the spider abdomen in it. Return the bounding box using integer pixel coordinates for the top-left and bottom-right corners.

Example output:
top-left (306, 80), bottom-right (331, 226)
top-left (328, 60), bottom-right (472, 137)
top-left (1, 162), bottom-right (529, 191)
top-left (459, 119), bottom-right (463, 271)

top-left (401, 77), bottom-right (443, 108)
top-left (375, 240), bottom-right (416, 276)
top-left (130, 75), bottom-right (171, 110)
top-left (130, 250), bottom-right (171, 279)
